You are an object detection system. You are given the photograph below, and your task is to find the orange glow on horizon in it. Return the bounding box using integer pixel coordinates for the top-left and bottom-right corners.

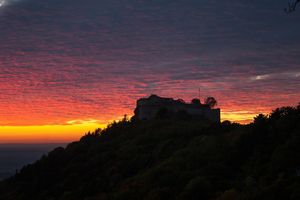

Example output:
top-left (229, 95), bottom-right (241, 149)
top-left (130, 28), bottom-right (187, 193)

top-left (0, 99), bottom-right (298, 144)
top-left (0, 121), bottom-right (106, 144)
top-left (0, 109), bottom-right (263, 143)
top-left (221, 111), bottom-right (259, 124)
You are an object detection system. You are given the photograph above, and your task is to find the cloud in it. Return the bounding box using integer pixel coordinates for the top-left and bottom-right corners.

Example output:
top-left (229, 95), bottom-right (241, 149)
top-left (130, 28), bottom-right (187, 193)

top-left (250, 74), bottom-right (271, 81)
top-left (250, 71), bottom-right (300, 81)
top-left (0, 1), bottom-right (5, 7)
top-left (66, 119), bottom-right (103, 125)
top-left (0, 0), bottom-right (20, 8)
top-left (0, 0), bottom-right (299, 125)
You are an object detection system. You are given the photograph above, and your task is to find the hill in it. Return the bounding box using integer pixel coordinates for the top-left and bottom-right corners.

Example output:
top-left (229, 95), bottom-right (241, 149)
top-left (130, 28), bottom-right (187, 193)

top-left (0, 105), bottom-right (300, 200)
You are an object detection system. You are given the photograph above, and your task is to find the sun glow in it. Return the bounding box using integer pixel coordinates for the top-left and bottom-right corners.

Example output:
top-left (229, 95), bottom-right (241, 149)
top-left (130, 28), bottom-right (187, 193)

top-left (221, 111), bottom-right (261, 124)
top-left (0, 120), bottom-right (107, 143)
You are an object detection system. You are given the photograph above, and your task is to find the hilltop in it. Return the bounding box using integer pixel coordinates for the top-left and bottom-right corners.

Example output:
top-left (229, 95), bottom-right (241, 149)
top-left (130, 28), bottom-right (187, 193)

top-left (0, 105), bottom-right (300, 200)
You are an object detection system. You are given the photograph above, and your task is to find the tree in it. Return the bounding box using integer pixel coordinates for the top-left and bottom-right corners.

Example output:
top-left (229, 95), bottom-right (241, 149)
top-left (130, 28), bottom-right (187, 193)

top-left (177, 99), bottom-right (186, 104)
top-left (191, 98), bottom-right (201, 105)
top-left (204, 97), bottom-right (217, 108)
top-left (285, 0), bottom-right (300, 13)
top-left (254, 114), bottom-right (268, 125)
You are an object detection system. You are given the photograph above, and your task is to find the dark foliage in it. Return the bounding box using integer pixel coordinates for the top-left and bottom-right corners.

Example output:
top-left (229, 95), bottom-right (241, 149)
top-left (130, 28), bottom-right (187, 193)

top-left (205, 97), bottom-right (217, 108)
top-left (0, 104), bottom-right (300, 200)
top-left (191, 98), bottom-right (201, 105)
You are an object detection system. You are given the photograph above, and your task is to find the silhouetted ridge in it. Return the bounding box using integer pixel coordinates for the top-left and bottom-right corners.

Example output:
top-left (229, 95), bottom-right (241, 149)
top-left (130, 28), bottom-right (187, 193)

top-left (0, 104), bottom-right (300, 200)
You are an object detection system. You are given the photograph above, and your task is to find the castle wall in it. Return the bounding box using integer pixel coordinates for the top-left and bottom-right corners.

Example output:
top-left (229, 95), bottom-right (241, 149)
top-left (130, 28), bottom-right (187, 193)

top-left (137, 105), bottom-right (160, 120)
top-left (135, 95), bottom-right (220, 122)
top-left (136, 103), bottom-right (220, 122)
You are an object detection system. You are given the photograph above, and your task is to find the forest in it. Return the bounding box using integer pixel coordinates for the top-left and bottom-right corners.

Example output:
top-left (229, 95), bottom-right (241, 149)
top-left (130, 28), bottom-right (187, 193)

top-left (0, 104), bottom-right (299, 200)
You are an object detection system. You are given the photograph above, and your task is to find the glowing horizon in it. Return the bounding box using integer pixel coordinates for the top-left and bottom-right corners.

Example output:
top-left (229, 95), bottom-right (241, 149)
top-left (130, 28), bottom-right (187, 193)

top-left (0, 120), bottom-right (106, 143)
top-left (0, 103), bottom-right (289, 143)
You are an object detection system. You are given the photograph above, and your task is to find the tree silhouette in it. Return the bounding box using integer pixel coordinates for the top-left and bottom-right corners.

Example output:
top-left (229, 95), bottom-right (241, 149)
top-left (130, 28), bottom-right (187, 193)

top-left (177, 99), bottom-right (186, 104)
top-left (191, 98), bottom-right (201, 105)
top-left (204, 97), bottom-right (217, 108)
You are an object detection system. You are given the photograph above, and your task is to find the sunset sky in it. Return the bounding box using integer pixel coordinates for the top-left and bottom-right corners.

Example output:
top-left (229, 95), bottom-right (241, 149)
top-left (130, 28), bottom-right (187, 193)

top-left (0, 0), bottom-right (299, 143)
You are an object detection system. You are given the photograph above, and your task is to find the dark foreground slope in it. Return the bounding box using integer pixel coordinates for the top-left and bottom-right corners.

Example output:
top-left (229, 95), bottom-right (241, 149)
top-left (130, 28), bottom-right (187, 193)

top-left (0, 105), bottom-right (300, 200)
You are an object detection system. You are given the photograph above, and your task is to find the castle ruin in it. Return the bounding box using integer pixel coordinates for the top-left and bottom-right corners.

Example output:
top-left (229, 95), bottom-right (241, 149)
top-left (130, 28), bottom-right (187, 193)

top-left (134, 95), bottom-right (220, 122)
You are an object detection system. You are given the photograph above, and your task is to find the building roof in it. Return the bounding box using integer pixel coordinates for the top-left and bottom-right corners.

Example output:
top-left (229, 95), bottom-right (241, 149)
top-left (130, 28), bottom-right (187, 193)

top-left (137, 94), bottom-right (210, 108)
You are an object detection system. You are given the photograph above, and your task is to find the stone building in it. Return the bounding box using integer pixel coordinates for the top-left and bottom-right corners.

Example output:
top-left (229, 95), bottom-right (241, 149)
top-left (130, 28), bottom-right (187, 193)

top-left (134, 94), bottom-right (220, 122)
